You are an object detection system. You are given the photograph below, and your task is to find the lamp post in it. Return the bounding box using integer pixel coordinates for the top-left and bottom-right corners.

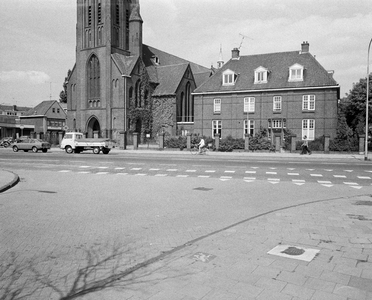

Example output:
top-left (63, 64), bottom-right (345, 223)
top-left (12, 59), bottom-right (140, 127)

top-left (365, 38), bottom-right (372, 161)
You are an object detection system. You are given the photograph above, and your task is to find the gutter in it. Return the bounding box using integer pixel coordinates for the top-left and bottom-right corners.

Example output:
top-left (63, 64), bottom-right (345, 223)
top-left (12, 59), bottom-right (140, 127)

top-left (192, 85), bottom-right (340, 96)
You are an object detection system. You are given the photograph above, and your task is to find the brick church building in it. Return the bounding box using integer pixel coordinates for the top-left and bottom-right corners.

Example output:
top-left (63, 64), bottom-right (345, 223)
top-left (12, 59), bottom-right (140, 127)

top-left (66, 0), bottom-right (211, 146)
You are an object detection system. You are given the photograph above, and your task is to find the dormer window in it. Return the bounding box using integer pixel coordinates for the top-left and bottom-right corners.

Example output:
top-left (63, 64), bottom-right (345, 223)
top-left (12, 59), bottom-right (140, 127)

top-left (222, 69), bottom-right (237, 86)
top-left (289, 63), bottom-right (304, 81)
top-left (254, 66), bottom-right (268, 84)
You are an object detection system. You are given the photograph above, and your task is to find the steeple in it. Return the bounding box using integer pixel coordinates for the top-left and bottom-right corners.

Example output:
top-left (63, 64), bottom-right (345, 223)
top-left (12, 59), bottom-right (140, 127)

top-left (129, 1), bottom-right (143, 57)
top-left (217, 44), bottom-right (224, 69)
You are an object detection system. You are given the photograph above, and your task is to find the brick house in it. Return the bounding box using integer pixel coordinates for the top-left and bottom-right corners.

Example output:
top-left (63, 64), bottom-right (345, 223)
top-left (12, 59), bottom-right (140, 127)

top-left (192, 42), bottom-right (340, 146)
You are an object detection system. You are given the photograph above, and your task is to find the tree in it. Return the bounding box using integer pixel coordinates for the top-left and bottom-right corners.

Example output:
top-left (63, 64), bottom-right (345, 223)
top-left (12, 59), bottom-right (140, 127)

top-left (59, 70), bottom-right (71, 104)
top-left (343, 74), bottom-right (372, 136)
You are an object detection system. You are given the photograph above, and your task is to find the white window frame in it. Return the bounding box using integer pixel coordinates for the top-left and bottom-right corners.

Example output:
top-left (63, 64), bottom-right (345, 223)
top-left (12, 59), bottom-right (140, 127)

top-left (254, 66), bottom-right (268, 84)
top-left (302, 119), bottom-right (315, 140)
top-left (214, 98), bottom-right (221, 113)
top-left (273, 96), bottom-right (282, 111)
top-left (302, 95), bottom-right (315, 110)
top-left (244, 97), bottom-right (255, 113)
top-left (212, 120), bottom-right (222, 138)
top-left (289, 63), bottom-right (304, 82)
top-left (272, 119), bottom-right (282, 129)
top-left (244, 119), bottom-right (255, 136)
top-left (222, 69), bottom-right (236, 86)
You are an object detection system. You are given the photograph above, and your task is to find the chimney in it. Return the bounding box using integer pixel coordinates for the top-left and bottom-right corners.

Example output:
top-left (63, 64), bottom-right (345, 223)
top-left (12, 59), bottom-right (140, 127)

top-left (231, 48), bottom-right (240, 60)
top-left (301, 41), bottom-right (309, 53)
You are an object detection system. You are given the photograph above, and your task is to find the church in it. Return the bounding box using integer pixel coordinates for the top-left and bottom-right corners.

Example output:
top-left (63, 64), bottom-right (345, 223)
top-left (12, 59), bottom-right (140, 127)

top-left (66, 0), bottom-right (212, 147)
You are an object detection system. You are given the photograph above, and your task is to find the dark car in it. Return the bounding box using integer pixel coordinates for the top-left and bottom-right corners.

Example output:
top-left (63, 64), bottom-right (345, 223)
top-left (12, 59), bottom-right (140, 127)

top-left (0, 137), bottom-right (13, 148)
top-left (12, 138), bottom-right (51, 153)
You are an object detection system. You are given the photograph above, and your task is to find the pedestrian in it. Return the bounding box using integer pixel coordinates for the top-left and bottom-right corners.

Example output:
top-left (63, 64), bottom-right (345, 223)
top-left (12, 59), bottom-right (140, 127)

top-left (301, 135), bottom-right (311, 155)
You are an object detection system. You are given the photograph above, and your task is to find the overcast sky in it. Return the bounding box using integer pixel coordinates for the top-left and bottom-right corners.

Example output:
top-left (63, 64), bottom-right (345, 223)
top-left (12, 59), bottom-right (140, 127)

top-left (0, 0), bottom-right (371, 107)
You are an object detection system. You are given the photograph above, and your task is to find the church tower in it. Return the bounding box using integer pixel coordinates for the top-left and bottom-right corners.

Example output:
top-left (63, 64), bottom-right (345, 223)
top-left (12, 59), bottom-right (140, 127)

top-left (68, 0), bottom-right (143, 138)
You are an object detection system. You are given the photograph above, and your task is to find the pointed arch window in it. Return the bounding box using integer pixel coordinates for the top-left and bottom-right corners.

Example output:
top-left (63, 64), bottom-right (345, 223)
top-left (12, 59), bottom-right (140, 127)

top-left (87, 55), bottom-right (100, 104)
top-left (177, 82), bottom-right (194, 123)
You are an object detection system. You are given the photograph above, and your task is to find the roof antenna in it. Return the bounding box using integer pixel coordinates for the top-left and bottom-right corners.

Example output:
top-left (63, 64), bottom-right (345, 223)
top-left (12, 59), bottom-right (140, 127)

top-left (238, 33), bottom-right (254, 50)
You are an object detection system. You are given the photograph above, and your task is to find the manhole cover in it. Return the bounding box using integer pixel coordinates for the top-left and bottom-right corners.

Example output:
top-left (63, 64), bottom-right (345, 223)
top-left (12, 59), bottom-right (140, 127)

top-left (193, 187), bottom-right (213, 191)
top-left (268, 245), bottom-right (319, 262)
top-left (355, 201), bottom-right (372, 206)
top-left (281, 246), bottom-right (305, 256)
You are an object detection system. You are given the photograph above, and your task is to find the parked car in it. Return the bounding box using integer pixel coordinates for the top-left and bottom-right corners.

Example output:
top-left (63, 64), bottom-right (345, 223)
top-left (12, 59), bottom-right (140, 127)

top-left (12, 138), bottom-right (51, 153)
top-left (0, 137), bottom-right (13, 148)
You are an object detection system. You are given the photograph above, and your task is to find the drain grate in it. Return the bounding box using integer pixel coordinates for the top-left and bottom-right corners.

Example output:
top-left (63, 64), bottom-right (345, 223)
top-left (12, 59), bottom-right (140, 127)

top-left (281, 246), bottom-right (305, 256)
top-left (268, 245), bottom-right (319, 262)
top-left (191, 252), bottom-right (216, 263)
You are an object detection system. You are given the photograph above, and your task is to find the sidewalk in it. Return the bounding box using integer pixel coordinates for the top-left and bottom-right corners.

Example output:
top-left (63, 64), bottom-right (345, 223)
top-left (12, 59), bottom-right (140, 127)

top-left (0, 169), bottom-right (19, 193)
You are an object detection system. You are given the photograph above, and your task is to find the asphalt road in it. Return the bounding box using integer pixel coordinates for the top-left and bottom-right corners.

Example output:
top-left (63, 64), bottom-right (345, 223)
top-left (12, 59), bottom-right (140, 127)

top-left (1, 148), bottom-right (372, 299)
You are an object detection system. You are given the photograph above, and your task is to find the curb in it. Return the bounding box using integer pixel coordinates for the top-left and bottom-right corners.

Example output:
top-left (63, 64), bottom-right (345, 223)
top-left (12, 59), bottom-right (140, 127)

top-left (0, 170), bottom-right (20, 193)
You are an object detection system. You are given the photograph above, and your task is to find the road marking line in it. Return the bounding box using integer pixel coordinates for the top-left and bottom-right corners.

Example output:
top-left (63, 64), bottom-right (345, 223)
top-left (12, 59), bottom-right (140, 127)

top-left (155, 174), bottom-right (167, 177)
top-left (351, 186), bottom-right (362, 189)
top-left (166, 169), bottom-right (177, 172)
top-left (321, 184), bottom-right (333, 188)
top-left (269, 167), bottom-right (277, 170)
top-left (251, 167), bottom-right (259, 169)
top-left (177, 175), bottom-right (189, 178)
top-left (149, 168), bottom-right (160, 171)
top-left (287, 168), bottom-right (296, 170)
top-left (365, 170), bottom-right (372, 173)
top-left (224, 170), bottom-right (235, 173)
top-left (333, 175), bottom-right (346, 178)
top-left (96, 172), bottom-right (108, 175)
top-left (244, 177), bottom-right (256, 180)
top-left (131, 168), bottom-right (142, 170)
top-left (59, 170), bottom-right (71, 173)
top-left (98, 166), bottom-right (109, 169)
top-left (79, 166), bottom-right (91, 168)
top-left (135, 173), bottom-right (147, 176)
top-left (344, 170), bottom-right (353, 172)
top-left (310, 174), bottom-right (323, 177)
top-left (268, 178), bottom-right (280, 181)
top-left (78, 171), bottom-right (90, 174)
top-left (205, 170), bottom-right (216, 173)
top-left (306, 169), bottom-right (315, 171)
top-left (115, 167), bottom-right (125, 170)
top-left (288, 173), bottom-right (299, 176)
top-left (266, 172), bottom-right (277, 175)
top-left (245, 171), bottom-right (256, 174)
top-left (198, 175), bottom-right (210, 178)
top-left (292, 179), bottom-right (305, 182)
top-left (117, 173), bottom-right (128, 175)
top-left (344, 182), bottom-right (358, 185)
top-left (358, 176), bottom-right (371, 179)
top-left (186, 170), bottom-right (196, 172)
top-left (318, 181), bottom-right (332, 184)
top-left (324, 169), bottom-right (333, 171)
top-left (220, 176), bottom-right (232, 179)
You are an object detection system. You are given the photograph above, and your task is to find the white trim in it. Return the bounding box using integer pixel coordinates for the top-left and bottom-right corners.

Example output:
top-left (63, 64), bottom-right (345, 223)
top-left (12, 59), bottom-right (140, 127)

top-left (192, 85), bottom-right (340, 96)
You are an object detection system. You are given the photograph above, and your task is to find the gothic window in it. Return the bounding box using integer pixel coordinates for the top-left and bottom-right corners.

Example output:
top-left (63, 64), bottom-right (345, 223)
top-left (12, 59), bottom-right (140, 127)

top-left (177, 82), bottom-right (193, 122)
top-left (134, 80), bottom-right (141, 107)
top-left (87, 55), bottom-right (100, 104)
top-left (97, 1), bottom-right (102, 24)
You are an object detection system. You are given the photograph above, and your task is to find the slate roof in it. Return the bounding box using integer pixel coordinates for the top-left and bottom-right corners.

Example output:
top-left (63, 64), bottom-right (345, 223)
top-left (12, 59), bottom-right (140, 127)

top-left (142, 44), bottom-right (212, 96)
top-left (111, 53), bottom-right (139, 76)
top-left (0, 105), bottom-right (32, 112)
top-left (194, 51), bottom-right (339, 94)
top-left (151, 64), bottom-right (189, 96)
top-left (24, 100), bottom-right (65, 116)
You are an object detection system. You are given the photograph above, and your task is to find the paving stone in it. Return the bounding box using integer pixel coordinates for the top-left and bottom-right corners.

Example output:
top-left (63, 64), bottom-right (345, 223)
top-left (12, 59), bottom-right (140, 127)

top-left (255, 289), bottom-right (293, 300)
top-left (311, 290), bottom-right (348, 300)
top-left (348, 276), bottom-right (372, 292)
top-left (333, 264), bottom-right (362, 277)
top-left (254, 277), bottom-right (287, 292)
top-left (304, 277), bottom-right (336, 293)
top-left (230, 281), bottom-right (263, 298)
top-left (333, 284), bottom-right (368, 300)
top-left (281, 283), bottom-right (315, 299)
top-left (276, 270), bottom-right (308, 286)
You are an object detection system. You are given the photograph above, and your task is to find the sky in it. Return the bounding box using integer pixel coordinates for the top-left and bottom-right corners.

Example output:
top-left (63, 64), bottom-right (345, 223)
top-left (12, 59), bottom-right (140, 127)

top-left (0, 0), bottom-right (371, 108)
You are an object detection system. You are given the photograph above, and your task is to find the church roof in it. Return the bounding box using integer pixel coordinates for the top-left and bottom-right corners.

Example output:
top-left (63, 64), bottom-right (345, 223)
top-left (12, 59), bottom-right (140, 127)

top-left (142, 44), bottom-right (211, 76)
top-left (111, 53), bottom-right (139, 76)
top-left (152, 63), bottom-right (189, 96)
top-left (195, 50), bottom-right (339, 94)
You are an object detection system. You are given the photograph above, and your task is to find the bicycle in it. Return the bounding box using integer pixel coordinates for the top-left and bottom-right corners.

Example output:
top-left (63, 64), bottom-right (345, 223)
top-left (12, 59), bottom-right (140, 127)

top-left (190, 144), bottom-right (209, 155)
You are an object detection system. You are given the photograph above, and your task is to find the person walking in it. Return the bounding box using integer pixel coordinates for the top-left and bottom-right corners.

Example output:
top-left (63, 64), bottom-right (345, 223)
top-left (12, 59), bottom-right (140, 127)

top-left (301, 135), bottom-right (311, 155)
